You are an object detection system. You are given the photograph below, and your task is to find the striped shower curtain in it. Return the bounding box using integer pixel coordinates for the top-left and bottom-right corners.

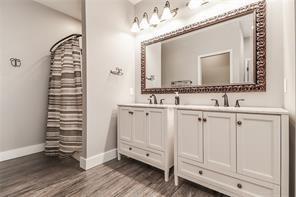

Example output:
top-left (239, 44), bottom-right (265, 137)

top-left (45, 38), bottom-right (82, 157)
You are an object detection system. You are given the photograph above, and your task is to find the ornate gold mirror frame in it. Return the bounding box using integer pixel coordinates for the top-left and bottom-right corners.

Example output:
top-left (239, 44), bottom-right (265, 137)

top-left (141, 0), bottom-right (266, 94)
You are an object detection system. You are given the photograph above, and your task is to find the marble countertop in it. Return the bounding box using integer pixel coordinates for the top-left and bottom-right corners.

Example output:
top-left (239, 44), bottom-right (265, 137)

top-left (118, 103), bottom-right (288, 115)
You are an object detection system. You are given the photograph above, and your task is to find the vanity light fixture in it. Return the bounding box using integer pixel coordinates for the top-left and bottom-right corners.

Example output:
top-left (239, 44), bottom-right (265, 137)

top-left (150, 7), bottom-right (160, 26)
top-left (131, 17), bottom-right (140, 33)
top-left (130, 1), bottom-right (178, 33)
top-left (140, 12), bottom-right (150, 30)
top-left (187, 0), bottom-right (209, 10)
top-left (161, 1), bottom-right (178, 21)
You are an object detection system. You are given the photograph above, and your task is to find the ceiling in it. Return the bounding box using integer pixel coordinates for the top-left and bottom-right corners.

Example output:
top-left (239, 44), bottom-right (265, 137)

top-left (128, 0), bottom-right (143, 4)
top-left (34, 0), bottom-right (143, 21)
top-left (34, 0), bottom-right (82, 20)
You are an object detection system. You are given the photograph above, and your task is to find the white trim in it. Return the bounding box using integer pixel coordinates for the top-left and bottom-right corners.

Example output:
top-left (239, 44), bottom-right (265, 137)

top-left (197, 49), bottom-right (233, 85)
top-left (80, 149), bottom-right (117, 170)
top-left (0, 143), bottom-right (45, 162)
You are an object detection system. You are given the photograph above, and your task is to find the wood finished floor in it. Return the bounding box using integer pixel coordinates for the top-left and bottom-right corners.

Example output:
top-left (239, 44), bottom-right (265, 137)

top-left (0, 153), bottom-right (227, 197)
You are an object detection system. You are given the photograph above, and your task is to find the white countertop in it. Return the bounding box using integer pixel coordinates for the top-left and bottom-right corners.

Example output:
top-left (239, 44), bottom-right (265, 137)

top-left (118, 103), bottom-right (288, 115)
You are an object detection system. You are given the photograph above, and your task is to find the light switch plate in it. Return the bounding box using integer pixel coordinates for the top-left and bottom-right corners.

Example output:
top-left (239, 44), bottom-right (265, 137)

top-left (130, 88), bottom-right (134, 96)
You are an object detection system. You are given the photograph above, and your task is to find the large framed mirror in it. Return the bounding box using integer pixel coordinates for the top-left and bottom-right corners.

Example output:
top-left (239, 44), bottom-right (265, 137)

top-left (141, 0), bottom-right (266, 94)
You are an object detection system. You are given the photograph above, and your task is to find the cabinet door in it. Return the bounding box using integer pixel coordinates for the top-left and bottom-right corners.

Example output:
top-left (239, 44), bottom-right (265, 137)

top-left (178, 110), bottom-right (203, 163)
top-left (146, 108), bottom-right (164, 151)
top-left (203, 112), bottom-right (236, 173)
top-left (237, 114), bottom-right (280, 184)
top-left (118, 107), bottom-right (133, 142)
top-left (132, 108), bottom-right (147, 147)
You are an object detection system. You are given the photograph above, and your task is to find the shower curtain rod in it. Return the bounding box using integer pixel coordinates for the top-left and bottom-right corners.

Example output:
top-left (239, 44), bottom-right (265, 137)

top-left (50, 33), bottom-right (82, 52)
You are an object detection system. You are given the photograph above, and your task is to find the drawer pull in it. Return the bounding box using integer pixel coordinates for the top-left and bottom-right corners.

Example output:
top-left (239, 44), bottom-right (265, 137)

top-left (146, 153), bottom-right (150, 157)
top-left (198, 170), bottom-right (203, 175)
top-left (129, 147), bottom-right (132, 151)
top-left (146, 113), bottom-right (149, 116)
top-left (237, 121), bottom-right (242, 126)
top-left (129, 111), bottom-right (134, 115)
top-left (237, 183), bottom-right (242, 189)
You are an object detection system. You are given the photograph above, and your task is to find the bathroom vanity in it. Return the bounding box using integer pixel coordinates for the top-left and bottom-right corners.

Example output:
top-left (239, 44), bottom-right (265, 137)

top-left (118, 104), bottom-right (289, 196)
top-left (174, 106), bottom-right (289, 197)
top-left (117, 104), bottom-right (175, 182)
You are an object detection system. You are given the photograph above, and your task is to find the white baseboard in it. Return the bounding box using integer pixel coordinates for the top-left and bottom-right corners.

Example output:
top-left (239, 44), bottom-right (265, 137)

top-left (0, 143), bottom-right (45, 162)
top-left (80, 148), bottom-right (117, 170)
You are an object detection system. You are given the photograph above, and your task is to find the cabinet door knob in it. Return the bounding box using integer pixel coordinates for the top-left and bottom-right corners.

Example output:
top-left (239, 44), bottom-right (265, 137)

top-left (237, 121), bottom-right (242, 126)
top-left (129, 147), bottom-right (132, 151)
top-left (146, 113), bottom-right (149, 116)
top-left (198, 117), bottom-right (202, 122)
top-left (237, 183), bottom-right (242, 189)
top-left (203, 118), bottom-right (207, 122)
top-left (146, 153), bottom-right (150, 157)
top-left (198, 170), bottom-right (203, 175)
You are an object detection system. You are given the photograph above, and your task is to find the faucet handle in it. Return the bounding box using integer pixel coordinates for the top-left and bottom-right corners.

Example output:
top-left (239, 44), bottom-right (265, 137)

top-left (148, 98), bottom-right (153, 104)
top-left (211, 99), bottom-right (219, 107)
top-left (235, 99), bottom-right (245, 108)
top-left (160, 99), bottom-right (165, 105)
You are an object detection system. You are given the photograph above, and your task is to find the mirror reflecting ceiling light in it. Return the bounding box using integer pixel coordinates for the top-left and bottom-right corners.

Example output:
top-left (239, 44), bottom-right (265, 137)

top-left (131, 17), bottom-right (140, 33)
top-left (187, 0), bottom-right (209, 10)
top-left (150, 7), bottom-right (160, 26)
top-left (140, 12), bottom-right (150, 30)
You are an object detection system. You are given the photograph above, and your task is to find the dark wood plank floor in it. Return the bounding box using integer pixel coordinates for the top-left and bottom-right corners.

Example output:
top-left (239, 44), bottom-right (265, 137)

top-left (0, 153), bottom-right (226, 197)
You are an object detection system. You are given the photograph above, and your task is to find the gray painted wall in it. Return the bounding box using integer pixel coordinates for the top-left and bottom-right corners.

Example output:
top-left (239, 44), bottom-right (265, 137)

top-left (0, 0), bottom-right (81, 152)
top-left (83, 0), bottom-right (135, 158)
top-left (282, 0), bottom-right (296, 195)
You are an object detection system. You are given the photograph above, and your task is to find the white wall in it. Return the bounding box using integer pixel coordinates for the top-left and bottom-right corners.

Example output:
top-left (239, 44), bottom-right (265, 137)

top-left (83, 0), bottom-right (135, 158)
top-left (0, 0), bottom-right (81, 152)
top-left (282, 0), bottom-right (296, 195)
top-left (135, 0), bottom-right (284, 108)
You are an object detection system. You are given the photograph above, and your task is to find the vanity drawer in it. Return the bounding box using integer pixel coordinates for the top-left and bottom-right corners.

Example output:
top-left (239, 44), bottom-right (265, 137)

top-left (178, 158), bottom-right (239, 195)
top-left (238, 180), bottom-right (280, 197)
top-left (119, 142), bottom-right (146, 158)
top-left (145, 149), bottom-right (164, 167)
top-left (178, 158), bottom-right (280, 197)
top-left (119, 142), bottom-right (164, 168)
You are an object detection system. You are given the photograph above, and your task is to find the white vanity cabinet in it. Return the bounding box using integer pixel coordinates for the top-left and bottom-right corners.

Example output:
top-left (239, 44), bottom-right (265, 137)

top-left (117, 105), bottom-right (174, 182)
top-left (175, 107), bottom-right (289, 197)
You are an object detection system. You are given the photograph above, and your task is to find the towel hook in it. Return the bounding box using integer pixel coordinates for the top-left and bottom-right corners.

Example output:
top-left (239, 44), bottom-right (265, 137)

top-left (10, 58), bottom-right (21, 67)
top-left (110, 67), bottom-right (124, 76)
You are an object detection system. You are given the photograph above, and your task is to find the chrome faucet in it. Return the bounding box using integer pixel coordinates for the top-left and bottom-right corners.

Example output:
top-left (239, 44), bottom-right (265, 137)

top-left (150, 94), bottom-right (158, 104)
top-left (222, 93), bottom-right (229, 107)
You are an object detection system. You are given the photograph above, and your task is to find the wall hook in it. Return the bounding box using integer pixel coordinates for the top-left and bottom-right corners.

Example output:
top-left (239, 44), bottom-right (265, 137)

top-left (110, 67), bottom-right (124, 76)
top-left (10, 58), bottom-right (21, 67)
top-left (146, 75), bottom-right (155, 81)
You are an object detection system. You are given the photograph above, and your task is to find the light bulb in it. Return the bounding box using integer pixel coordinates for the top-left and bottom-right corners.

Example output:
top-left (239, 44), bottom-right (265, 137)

top-left (161, 1), bottom-right (173, 21)
top-left (150, 7), bottom-right (160, 26)
top-left (130, 17), bottom-right (140, 33)
top-left (187, 0), bottom-right (209, 10)
top-left (140, 12), bottom-right (150, 30)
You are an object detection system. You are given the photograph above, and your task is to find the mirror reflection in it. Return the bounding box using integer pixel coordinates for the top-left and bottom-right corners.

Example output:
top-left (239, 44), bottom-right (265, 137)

top-left (145, 13), bottom-right (255, 89)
